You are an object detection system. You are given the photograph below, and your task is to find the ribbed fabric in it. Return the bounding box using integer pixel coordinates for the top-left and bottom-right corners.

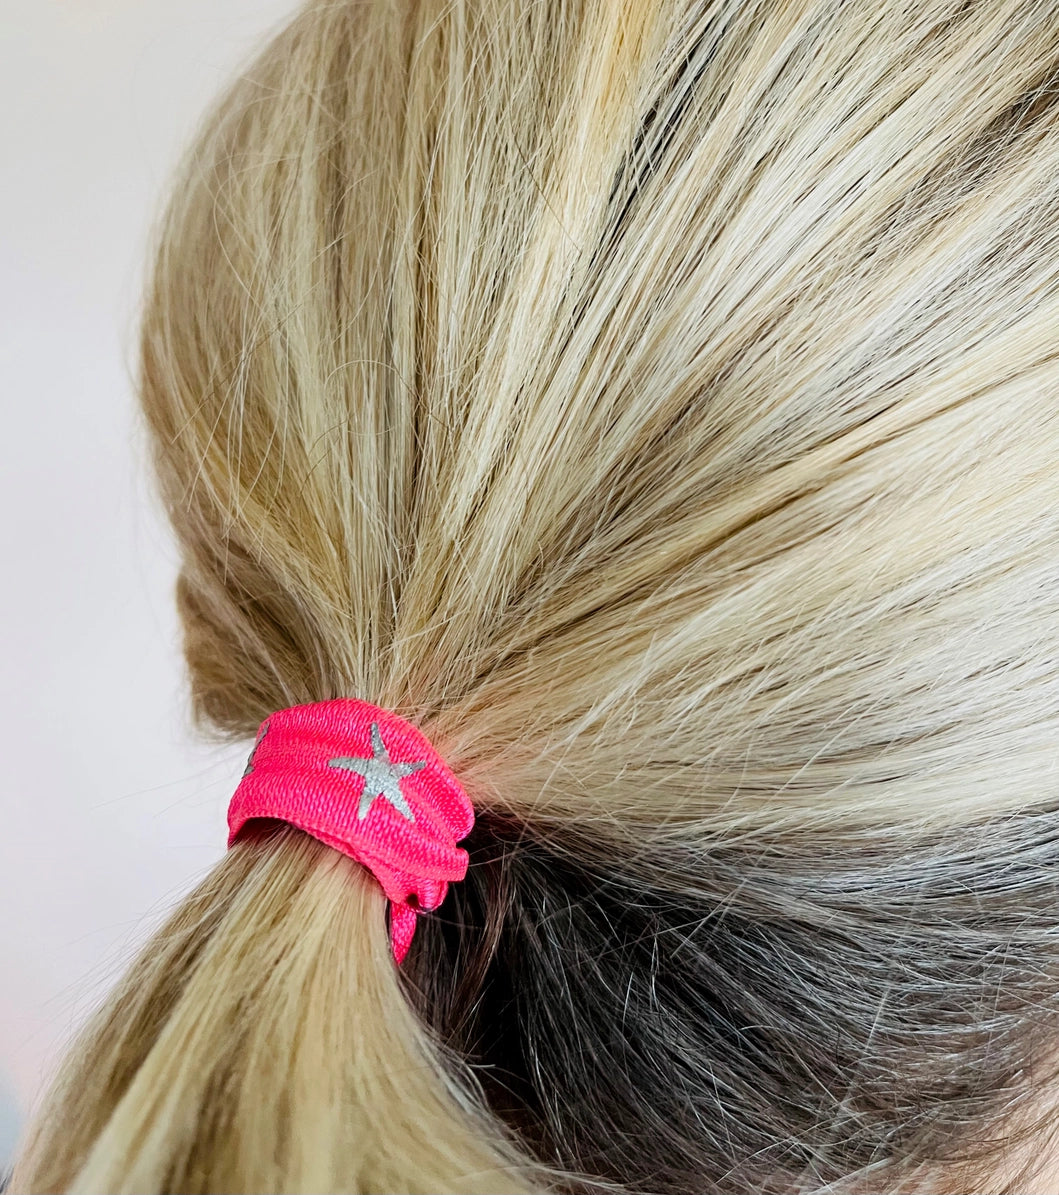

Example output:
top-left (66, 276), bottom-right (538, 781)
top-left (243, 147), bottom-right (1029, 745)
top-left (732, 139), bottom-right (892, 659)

top-left (226, 698), bottom-right (474, 963)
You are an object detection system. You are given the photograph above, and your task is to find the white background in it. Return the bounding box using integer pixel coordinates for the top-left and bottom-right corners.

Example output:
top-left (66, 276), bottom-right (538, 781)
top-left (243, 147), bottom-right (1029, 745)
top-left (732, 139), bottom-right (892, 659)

top-left (1, 0), bottom-right (300, 1169)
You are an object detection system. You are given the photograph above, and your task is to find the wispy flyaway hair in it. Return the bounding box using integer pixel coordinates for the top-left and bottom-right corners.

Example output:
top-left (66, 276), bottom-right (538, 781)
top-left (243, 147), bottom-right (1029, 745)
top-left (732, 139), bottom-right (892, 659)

top-left (13, 1), bottom-right (1059, 1191)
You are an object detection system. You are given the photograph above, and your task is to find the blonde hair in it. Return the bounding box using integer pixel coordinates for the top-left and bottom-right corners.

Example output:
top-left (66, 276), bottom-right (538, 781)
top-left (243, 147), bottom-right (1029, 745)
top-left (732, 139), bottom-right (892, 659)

top-left (12, 0), bottom-right (1059, 1190)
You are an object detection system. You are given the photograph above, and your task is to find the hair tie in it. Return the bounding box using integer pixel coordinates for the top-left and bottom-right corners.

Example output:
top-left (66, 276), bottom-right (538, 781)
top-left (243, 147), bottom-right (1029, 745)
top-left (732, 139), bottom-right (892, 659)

top-left (226, 698), bottom-right (474, 964)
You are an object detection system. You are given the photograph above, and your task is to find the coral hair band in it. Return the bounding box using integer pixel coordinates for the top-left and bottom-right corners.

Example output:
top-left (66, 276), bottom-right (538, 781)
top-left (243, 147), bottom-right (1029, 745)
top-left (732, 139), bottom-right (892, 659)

top-left (226, 698), bottom-right (474, 964)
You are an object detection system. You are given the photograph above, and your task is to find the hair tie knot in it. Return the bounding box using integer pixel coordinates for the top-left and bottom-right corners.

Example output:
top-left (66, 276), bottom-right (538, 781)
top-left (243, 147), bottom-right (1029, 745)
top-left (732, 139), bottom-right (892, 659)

top-left (226, 698), bottom-right (474, 963)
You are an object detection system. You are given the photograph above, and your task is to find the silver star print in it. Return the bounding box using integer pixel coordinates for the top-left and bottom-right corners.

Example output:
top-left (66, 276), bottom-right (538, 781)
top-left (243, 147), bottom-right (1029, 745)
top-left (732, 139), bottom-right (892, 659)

top-left (328, 721), bottom-right (427, 822)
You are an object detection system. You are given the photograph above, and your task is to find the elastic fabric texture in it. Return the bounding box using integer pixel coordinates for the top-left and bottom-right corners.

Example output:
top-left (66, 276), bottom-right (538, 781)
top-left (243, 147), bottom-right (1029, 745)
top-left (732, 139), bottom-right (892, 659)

top-left (226, 698), bottom-right (474, 962)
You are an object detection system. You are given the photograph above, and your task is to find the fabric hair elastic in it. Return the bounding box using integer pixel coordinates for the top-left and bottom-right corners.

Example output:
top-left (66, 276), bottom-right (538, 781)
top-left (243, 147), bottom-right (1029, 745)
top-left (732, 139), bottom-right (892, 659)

top-left (226, 698), bottom-right (474, 964)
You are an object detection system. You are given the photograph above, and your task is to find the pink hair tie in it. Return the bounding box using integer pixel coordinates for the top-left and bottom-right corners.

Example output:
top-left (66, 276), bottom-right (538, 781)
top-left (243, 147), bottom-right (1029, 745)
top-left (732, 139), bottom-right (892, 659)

top-left (226, 698), bottom-right (474, 964)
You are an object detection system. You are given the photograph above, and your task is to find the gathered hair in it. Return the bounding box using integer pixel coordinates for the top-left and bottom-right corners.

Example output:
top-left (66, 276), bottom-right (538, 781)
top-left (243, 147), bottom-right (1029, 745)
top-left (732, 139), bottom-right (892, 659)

top-left (13, 0), bottom-right (1059, 1191)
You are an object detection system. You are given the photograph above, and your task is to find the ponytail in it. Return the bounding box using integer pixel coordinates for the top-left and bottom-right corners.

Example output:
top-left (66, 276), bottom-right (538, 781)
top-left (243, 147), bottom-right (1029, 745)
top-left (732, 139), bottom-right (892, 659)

top-left (10, 825), bottom-right (550, 1193)
top-left (16, 0), bottom-right (1059, 1189)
